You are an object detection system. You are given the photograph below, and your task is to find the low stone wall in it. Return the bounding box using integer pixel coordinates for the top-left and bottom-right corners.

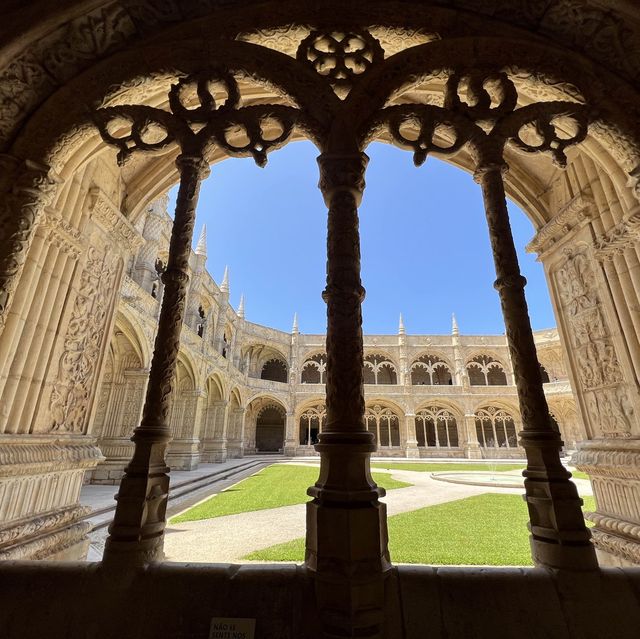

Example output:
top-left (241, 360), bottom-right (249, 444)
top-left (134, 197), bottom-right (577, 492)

top-left (1, 562), bottom-right (639, 639)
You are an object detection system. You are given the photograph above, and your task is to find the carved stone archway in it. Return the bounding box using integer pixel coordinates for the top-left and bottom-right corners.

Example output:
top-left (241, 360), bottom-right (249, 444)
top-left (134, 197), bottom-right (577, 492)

top-left (2, 4), bottom-right (640, 636)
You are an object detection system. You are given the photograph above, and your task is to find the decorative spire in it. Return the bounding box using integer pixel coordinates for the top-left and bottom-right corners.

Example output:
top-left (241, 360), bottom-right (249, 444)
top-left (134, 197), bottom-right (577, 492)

top-left (220, 266), bottom-right (229, 293)
top-left (398, 313), bottom-right (405, 335)
top-left (292, 312), bottom-right (299, 334)
top-left (195, 224), bottom-right (207, 256)
top-left (237, 294), bottom-right (245, 319)
top-left (452, 313), bottom-right (459, 336)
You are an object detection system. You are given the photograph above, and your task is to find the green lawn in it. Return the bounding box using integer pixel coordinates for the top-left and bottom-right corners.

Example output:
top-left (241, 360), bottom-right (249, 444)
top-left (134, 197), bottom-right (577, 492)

top-left (371, 462), bottom-right (525, 473)
top-left (245, 494), bottom-right (597, 565)
top-left (170, 464), bottom-right (411, 524)
top-left (570, 470), bottom-right (589, 480)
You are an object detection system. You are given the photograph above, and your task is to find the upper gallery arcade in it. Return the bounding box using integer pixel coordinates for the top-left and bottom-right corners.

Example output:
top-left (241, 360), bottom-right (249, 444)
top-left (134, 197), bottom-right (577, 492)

top-left (2, 2), bottom-right (640, 638)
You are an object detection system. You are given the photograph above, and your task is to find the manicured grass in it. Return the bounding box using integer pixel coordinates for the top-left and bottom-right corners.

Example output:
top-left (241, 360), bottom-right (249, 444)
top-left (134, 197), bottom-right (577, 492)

top-left (245, 494), bottom-right (597, 565)
top-left (170, 464), bottom-right (411, 523)
top-left (371, 462), bottom-right (525, 473)
top-left (570, 470), bottom-right (589, 481)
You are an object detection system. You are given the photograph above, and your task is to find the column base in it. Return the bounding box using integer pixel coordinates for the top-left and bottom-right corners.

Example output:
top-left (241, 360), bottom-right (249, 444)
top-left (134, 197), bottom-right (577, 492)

top-left (284, 440), bottom-right (298, 456)
top-left (200, 440), bottom-right (227, 463)
top-left (465, 444), bottom-right (483, 459)
top-left (404, 444), bottom-right (420, 458)
top-left (306, 432), bottom-right (391, 638)
top-left (226, 441), bottom-right (244, 459)
top-left (166, 438), bottom-right (200, 470)
top-left (573, 438), bottom-right (640, 566)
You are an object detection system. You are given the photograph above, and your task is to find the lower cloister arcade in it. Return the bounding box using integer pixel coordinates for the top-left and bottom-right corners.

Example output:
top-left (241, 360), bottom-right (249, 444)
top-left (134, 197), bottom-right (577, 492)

top-left (2, 2), bottom-right (640, 637)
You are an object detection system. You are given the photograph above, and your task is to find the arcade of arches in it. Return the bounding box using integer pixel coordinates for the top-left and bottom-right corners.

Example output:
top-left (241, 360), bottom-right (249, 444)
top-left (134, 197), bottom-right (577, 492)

top-left (2, 2), bottom-right (640, 638)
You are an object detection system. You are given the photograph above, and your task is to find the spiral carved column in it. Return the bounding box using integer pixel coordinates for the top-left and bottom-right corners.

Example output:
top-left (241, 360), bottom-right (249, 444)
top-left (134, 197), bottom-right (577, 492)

top-left (306, 152), bottom-right (390, 638)
top-left (476, 162), bottom-right (597, 571)
top-left (102, 153), bottom-right (210, 567)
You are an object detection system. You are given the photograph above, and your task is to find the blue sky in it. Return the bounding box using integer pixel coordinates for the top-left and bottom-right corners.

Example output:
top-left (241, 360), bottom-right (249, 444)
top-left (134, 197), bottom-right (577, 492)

top-left (169, 140), bottom-right (555, 335)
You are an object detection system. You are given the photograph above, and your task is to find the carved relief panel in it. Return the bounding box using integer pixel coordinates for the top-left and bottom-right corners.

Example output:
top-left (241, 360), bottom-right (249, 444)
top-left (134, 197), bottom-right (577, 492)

top-left (554, 245), bottom-right (633, 438)
top-left (40, 245), bottom-right (120, 434)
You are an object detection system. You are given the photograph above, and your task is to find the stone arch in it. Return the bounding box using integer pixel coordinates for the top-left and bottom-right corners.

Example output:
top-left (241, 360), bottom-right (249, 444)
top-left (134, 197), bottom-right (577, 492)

top-left (365, 402), bottom-right (402, 448)
top-left (1, 1), bottom-right (639, 573)
top-left (260, 358), bottom-right (288, 383)
top-left (410, 353), bottom-right (454, 386)
top-left (246, 396), bottom-right (287, 453)
top-left (90, 312), bottom-right (148, 484)
top-left (473, 404), bottom-right (520, 454)
top-left (296, 399), bottom-right (327, 447)
top-left (199, 372), bottom-right (229, 463)
top-left (413, 402), bottom-right (462, 450)
top-left (301, 352), bottom-right (327, 384)
top-left (241, 342), bottom-right (289, 379)
top-left (466, 353), bottom-right (508, 386)
top-left (363, 352), bottom-right (398, 385)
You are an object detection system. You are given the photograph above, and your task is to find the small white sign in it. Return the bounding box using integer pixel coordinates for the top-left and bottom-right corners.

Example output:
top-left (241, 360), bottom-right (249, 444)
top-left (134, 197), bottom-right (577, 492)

top-left (209, 617), bottom-right (256, 639)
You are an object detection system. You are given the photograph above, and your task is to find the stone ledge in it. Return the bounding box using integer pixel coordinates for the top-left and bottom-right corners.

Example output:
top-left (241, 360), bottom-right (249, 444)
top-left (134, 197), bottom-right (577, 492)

top-left (0, 435), bottom-right (103, 476)
top-left (0, 563), bottom-right (639, 639)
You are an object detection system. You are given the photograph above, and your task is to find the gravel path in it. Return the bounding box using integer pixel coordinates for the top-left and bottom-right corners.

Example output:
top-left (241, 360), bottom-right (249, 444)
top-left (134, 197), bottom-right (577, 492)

top-left (164, 465), bottom-right (592, 563)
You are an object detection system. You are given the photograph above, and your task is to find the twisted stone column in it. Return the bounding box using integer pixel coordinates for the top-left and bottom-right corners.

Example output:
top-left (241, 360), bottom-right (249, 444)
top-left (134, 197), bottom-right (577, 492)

top-left (102, 153), bottom-right (210, 566)
top-left (475, 162), bottom-right (597, 570)
top-left (306, 152), bottom-right (390, 638)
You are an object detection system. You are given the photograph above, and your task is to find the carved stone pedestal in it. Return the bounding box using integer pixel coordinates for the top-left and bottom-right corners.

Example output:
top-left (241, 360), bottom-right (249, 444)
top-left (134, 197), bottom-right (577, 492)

top-left (573, 438), bottom-right (640, 566)
top-left (0, 435), bottom-right (102, 560)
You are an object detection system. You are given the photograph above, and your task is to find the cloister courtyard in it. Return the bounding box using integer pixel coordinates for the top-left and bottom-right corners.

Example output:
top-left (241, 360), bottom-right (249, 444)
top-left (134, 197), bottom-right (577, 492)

top-left (79, 458), bottom-right (594, 566)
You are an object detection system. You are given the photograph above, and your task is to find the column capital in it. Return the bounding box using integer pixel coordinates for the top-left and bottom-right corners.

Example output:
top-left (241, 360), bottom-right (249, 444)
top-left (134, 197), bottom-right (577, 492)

top-left (316, 152), bottom-right (369, 206)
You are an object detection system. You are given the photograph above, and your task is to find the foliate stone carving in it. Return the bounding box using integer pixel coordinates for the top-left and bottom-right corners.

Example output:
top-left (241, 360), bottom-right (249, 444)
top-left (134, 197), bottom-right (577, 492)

top-left (526, 193), bottom-right (595, 256)
top-left (590, 529), bottom-right (640, 566)
top-left (0, 521), bottom-right (92, 560)
top-left (594, 207), bottom-right (640, 261)
top-left (51, 247), bottom-right (119, 433)
top-left (0, 504), bottom-right (91, 548)
top-left (0, 157), bottom-right (61, 334)
top-left (41, 210), bottom-right (83, 259)
top-left (297, 30), bottom-right (384, 98)
top-left (89, 188), bottom-right (144, 253)
top-left (554, 247), bottom-right (629, 437)
top-left (585, 387), bottom-right (633, 438)
top-left (34, 6), bottom-right (134, 81)
top-left (237, 25), bottom-right (312, 57)
top-left (368, 26), bottom-right (437, 57)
